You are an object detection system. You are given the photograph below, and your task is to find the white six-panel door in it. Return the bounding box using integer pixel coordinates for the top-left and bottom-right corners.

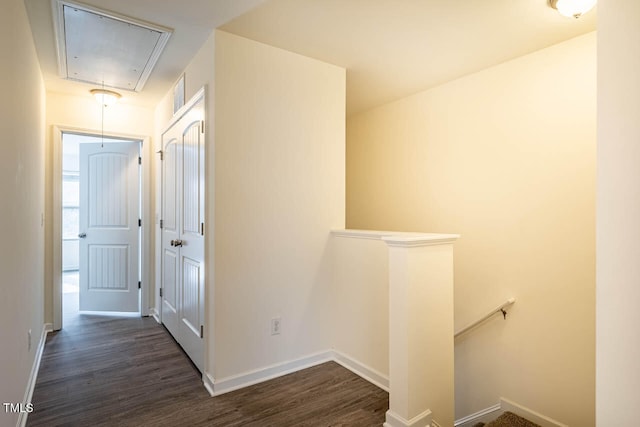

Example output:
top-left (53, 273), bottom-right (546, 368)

top-left (161, 92), bottom-right (205, 372)
top-left (79, 142), bottom-right (140, 312)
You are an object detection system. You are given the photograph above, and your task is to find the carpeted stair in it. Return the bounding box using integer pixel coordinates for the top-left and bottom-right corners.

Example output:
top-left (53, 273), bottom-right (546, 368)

top-left (473, 411), bottom-right (541, 427)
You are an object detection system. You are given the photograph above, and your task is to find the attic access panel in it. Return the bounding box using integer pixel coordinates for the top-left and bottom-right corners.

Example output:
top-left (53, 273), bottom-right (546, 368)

top-left (53, 0), bottom-right (172, 92)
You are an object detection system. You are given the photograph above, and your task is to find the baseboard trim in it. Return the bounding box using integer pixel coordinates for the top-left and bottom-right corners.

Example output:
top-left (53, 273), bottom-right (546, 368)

top-left (332, 350), bottom-right (389, 391)
top-left (150, 307), bottom-right (160, 323)
top-left (455, 398), bottom-right (567, 427)
top-left (206, 350), bottom-right (389, 398)
top-left (454, 403), bottom-right (501, 427)
top-left (384, 408), bottom-right (432, 427)
top-left (18, 323), bottom-right (52, 427)
top-left (209, 350), bottom-right (333, 396)
top-left (202, 371), bottom-right (215, 396)
top-left (500, 397), bottom-right (568, 427)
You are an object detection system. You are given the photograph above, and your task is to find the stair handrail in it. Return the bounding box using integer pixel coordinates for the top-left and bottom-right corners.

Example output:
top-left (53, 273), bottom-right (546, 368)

top-left (454, 298), bottom-right (516, 339)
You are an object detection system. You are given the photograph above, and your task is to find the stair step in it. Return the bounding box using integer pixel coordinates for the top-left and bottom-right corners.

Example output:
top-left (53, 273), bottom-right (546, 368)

top-left (473, 411), bottom-right (541, 427)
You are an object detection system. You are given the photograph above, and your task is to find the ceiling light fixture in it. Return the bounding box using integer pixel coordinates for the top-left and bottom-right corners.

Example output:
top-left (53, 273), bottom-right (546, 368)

top-left (550, 0), bottom-right (597, 19)
top-left (90, 88), bottom-right (121, 106)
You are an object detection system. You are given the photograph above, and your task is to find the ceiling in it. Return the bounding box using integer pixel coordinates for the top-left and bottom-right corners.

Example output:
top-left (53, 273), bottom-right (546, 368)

top-left (24, 0), bottom-right (267, 107)
top-left (24, 0), bottom-right (596, 114)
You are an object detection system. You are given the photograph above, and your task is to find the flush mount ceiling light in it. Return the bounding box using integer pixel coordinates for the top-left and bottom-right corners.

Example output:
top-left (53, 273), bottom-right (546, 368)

top-left (550, 0), bottom-right (597, 19)
top-left (90, 89), bottom-right (121, 106)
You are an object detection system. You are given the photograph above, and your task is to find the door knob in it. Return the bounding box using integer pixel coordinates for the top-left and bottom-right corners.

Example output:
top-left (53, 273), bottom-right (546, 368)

top-left (170, 239), bottom-right (183, 247)
top-left (78, 232), bottom-right (87, 238)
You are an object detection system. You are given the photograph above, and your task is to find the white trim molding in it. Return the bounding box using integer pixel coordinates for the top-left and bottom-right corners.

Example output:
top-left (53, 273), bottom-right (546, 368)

top-left (206, 350), bottom-right (333, 397)
top-left (162, 87), bottom-right (206, 134)
top-left (149, 307), bottom-right (160, 323)
top-left (382, 233), bottom-right (460, 248)
top-left (384, 409), bottom-right (432, 427)
top-left (51, 126), bottom-right (152, 330)
top-left (203, 371), bottom-right (215, 396)
top-left (500, 398), bottom-right (568, 427)
top-left (331, 229), bottom-right (397, 240)
top-left (454, 398), bottom-right (568, 427)
top-left (332, 229), bottom-right (460, 244)
top-left (18, 323), bottom-right (53, 427)
top-left (454, 403), bottom-right (502, 427)
top-left (332, 350), bottom-right (389, 391)
top-left (204, 349), bottom-right (390, 399)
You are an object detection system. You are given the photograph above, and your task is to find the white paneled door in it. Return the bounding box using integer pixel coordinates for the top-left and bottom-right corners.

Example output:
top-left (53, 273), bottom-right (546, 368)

top-left (79, 142), bottom-right (140, 312)
top-left (161, 91), bottom-right (205, 372)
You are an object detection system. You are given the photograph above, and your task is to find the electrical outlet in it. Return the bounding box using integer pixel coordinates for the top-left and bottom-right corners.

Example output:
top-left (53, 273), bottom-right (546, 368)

top-left (271, 317), bottom-right (281, 335)
top-left (28, 329), bottom-right (32, 352)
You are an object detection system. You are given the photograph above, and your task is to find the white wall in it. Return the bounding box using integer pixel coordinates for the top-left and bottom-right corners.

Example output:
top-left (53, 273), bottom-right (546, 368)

top-left (46, 92), bottom-right (155, 135)
top-left (596, 1), bottom-right (640, 424)
top-left (213, 31), bottom-right (345, 379)
top-left (331, 234), bottom-right (389, 381)
top-left (0, 0), bottom-right (46, 425)
top-left (153, 30), bottom-right (345, 383)
top-left (346, 33), bottom-right (596, 425)
top-left (45, 92), bottom-right (154, 323)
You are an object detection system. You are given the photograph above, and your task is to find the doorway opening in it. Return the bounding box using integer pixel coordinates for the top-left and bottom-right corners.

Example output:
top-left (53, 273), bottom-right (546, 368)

top-left (58, 131), bottom-right (144, 327)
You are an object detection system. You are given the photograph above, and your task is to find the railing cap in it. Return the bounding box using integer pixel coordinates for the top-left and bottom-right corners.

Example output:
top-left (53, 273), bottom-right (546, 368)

top-left (331, 229), bottom-right (459, 246)
top-left (382, 234), bottom-right (459, 247)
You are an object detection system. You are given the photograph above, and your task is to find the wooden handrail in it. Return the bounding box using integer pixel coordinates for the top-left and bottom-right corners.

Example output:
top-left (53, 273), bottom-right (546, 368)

top-left (454, 298), bottom-right (516, 339)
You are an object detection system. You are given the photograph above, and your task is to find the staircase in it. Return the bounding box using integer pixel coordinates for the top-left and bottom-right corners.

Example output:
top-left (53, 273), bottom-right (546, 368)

top-left (474, 411), bottom-right (541, 427)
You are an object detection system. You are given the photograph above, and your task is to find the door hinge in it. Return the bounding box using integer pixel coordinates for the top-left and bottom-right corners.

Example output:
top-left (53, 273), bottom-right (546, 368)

top-left (159, 288), bottom-right (163, 298)
top-left (159, 219), bottom-right (164, 229)
top-left (157, 150), bottom-right (164, 160)
top-left (138, 218), bottom-right (142, 227)
top-left (201, 120), bottom-right (205, 134)
top-left (200, 222), bottom-right (204, 236)
top-left (138, 281), bottom-right (141, 289)
top-left (138, 156), bottom-right (142, 165)
top-left (200, 325), bottom-right (204, 339)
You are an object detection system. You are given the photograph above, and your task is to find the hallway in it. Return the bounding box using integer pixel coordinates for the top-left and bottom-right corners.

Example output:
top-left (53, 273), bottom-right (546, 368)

top-left (27, 315), bottom-right (388, 426)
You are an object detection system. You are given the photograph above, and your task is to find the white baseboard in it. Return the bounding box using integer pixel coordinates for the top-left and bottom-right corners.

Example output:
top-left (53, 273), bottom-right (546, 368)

top-left (150, 307), bottom-right (160, 323)
top-left (208, 350), bottom-right (333, 396)
top-left (454, 398), bottom-right (567, 427)
top-left (500, 397), bottom-right (568, 427)
top-left (18, 323), bottom-right (52, 427)
top-left (454, 403), bottom-right (502, 427)
top-left (384, 409), bottom-right (432, 427)
top-left (202, 371), bottom-right (215, 396)
top-left (332, 350), bottom-right (389, 391)
top-left (205, 349), bottom-right (389, 398)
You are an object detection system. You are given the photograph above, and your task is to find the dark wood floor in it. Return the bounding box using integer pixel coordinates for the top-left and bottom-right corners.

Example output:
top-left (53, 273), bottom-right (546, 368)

top-left (28, 314), bottom-right (388, 426)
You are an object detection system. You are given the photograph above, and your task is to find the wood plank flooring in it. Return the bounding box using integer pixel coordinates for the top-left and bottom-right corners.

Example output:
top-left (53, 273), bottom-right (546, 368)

top-left (28, 315), bottom-right (388, 426)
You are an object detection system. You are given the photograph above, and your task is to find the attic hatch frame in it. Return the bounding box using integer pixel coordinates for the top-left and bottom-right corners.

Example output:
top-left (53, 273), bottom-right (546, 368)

top-left (51, 0), bottom-right (172, 92)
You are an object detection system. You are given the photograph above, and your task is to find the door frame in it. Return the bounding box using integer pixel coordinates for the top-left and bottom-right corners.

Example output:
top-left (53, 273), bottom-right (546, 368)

top-left (158, 88), bottom-right (207, 373)
top-left (52, 125), bottom-right (152, 331)
top-left (156, 86), bottom-right (207, 325)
